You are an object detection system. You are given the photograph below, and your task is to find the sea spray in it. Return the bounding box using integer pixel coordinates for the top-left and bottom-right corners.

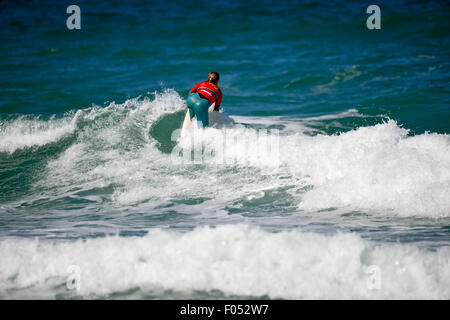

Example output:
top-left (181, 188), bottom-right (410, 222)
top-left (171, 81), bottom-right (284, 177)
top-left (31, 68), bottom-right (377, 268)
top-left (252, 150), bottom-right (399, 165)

top-left (0, 224), bottom-right (448, 299)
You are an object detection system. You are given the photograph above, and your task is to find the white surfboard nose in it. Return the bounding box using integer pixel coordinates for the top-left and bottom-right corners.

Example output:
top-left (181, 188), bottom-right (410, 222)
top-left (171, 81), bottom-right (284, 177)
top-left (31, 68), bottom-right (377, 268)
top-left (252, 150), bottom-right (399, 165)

top-left (180, 109), bottom-right (193, 139)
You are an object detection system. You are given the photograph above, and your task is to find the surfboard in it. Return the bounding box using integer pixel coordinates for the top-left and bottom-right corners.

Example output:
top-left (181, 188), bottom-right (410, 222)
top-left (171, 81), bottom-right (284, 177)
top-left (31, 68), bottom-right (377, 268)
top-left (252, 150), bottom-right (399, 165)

top-left (180, 109), bottom-right (193, 139)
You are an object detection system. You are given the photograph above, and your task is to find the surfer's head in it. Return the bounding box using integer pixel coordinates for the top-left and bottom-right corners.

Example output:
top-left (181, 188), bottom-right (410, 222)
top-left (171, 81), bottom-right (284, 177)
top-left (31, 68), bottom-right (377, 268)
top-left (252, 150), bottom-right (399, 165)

top-left (208, 72), bottom-right (220, 85)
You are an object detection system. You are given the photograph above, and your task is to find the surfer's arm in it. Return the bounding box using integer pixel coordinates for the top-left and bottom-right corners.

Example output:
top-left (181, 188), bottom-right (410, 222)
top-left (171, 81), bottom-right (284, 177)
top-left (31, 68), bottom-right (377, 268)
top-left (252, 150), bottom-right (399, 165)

top-left (214, 89), bottom-right (223, 110)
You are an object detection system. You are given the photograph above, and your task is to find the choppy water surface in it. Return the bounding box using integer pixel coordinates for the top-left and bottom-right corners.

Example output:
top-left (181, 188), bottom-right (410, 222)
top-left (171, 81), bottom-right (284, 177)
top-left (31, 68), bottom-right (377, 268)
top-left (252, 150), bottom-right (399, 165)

top-left (0, 0), bottom-right (449, 299)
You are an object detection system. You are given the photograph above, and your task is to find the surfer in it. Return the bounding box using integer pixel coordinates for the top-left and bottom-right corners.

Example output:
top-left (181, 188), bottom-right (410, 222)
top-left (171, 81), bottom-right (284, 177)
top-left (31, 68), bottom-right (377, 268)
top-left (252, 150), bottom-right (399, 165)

top-left (186, 72), bottom-right (223, 127)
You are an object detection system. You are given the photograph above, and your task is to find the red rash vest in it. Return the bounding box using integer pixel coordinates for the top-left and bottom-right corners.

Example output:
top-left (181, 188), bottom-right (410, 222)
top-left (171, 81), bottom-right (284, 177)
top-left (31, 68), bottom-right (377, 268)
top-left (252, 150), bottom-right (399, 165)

top-left (190, 81), bottom-right (222, 107)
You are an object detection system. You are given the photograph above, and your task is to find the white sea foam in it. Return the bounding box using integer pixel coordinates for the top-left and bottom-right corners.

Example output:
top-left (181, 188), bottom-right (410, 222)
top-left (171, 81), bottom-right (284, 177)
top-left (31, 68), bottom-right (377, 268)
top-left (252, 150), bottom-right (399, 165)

top-left (176, 119), bottom-right (450, 218)
top-left (280, 121), bottom-right (450, 218)
top-left (0, 115), bottom-right (78, 153)
top-left (24, 90), bottom-right (449, 218)
top-left (0, 224), bottom-right (448, 299)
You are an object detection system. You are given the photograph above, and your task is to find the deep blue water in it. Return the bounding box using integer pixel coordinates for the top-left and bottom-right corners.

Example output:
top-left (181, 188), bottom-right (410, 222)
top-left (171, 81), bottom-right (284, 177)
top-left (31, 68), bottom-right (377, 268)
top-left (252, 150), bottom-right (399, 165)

top-left (0, 0), bottom-right (449, 299)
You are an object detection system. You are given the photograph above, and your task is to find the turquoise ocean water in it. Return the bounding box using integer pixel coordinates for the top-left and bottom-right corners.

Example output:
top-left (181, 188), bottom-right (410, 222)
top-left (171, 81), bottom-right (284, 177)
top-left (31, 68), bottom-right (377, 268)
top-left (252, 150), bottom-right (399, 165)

top-left (0, 0), bottom-right (449, 299)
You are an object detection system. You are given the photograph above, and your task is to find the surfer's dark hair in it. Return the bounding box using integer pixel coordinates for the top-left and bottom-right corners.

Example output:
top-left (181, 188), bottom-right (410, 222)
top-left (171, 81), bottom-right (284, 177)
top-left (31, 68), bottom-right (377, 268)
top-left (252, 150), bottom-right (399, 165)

top-left (208, 72), bottom-right (220, 85)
